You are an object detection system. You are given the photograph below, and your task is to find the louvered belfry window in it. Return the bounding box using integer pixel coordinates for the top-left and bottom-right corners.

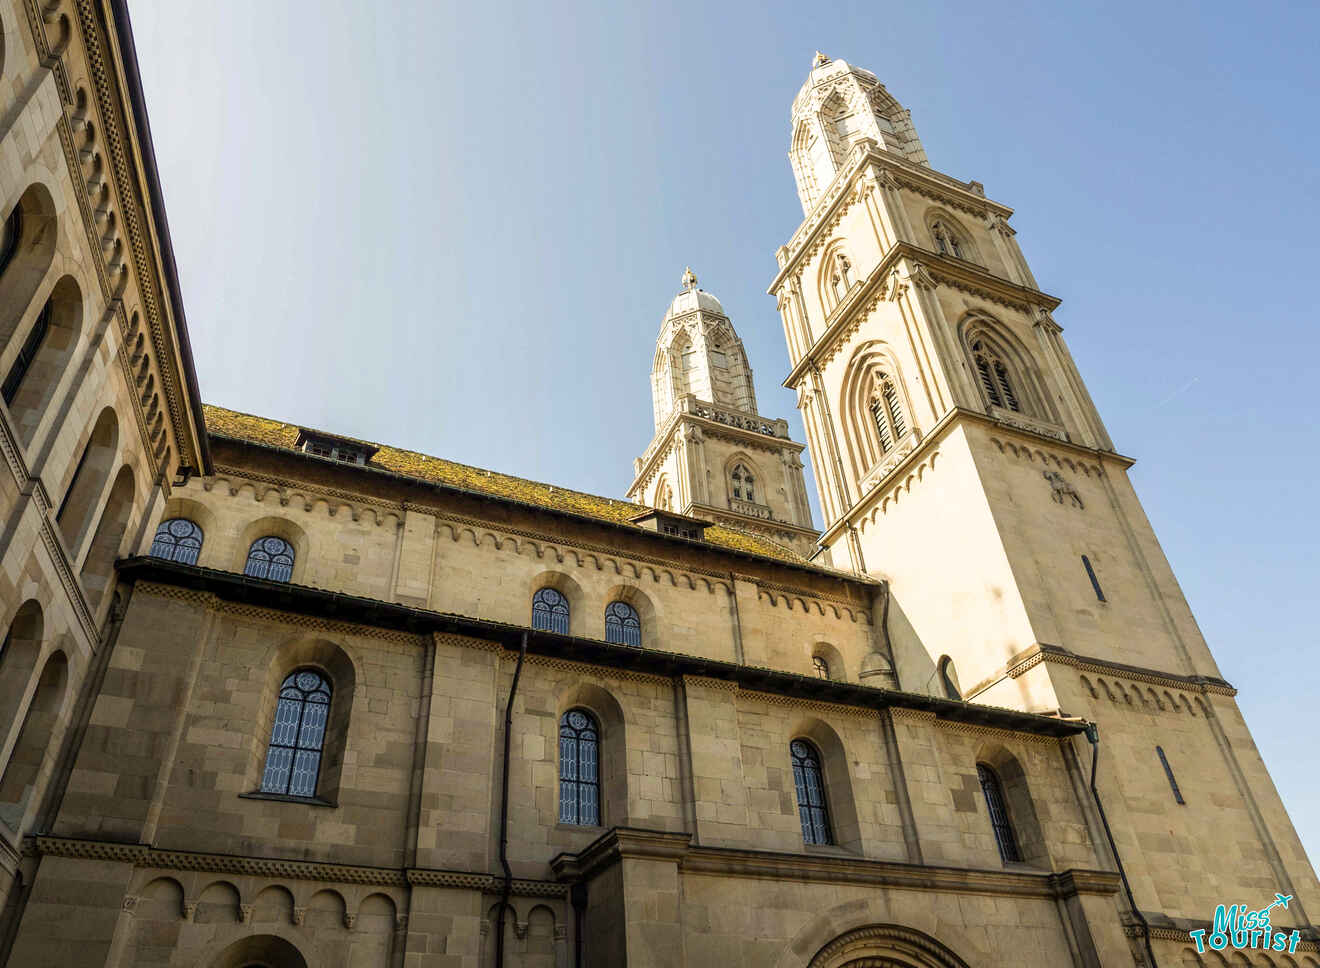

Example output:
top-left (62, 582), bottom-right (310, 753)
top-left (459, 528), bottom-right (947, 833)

top-left (260, 669), bottom-right (332, 798)
top-left (791, 739), bottom-right (833, 845)
top-left (869, 373), bottom-right (907, 455)
top-left (532, 587), bottom-right (570, 634)
top-left (971, 340), bottom-right (1021, 413)
top-left (559, 709), bottom-right (600, 825)
top-left (149, 518), bottom-right (204, 565)
top-left (977, 763), bottom-right (1022, 862)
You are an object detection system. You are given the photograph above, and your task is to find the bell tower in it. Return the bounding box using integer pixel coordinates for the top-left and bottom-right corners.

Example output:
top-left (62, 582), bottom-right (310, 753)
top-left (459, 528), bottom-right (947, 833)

top-left (629, 269), bottom-right (818, 556)
top-left (769, 52), bottom-right (1318, 941)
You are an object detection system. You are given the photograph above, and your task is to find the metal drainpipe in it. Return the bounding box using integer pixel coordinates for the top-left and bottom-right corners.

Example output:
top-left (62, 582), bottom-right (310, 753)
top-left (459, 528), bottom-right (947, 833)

top-left (494, 632), bottom-right (528, 968)
top-left (1085, 723), bottom-right (1158, 968)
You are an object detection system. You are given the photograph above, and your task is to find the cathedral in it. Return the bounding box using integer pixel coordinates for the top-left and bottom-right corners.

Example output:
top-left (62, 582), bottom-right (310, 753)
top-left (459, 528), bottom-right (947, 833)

top-left (0, 3), bottom-right (1314, 966)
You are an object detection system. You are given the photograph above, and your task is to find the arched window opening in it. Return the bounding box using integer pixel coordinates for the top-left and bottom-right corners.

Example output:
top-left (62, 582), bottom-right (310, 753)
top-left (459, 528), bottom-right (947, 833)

top-left (0, 602), bottom-right (43, 757)
top-left (532, 587), bottom-right (570, 634)
top-left (1, 300), bottom-right (49, 406)
top-left (791, 739), bottom-right (833, 845)
top-left (0, 206), bottom-right (22, 280)
top-left (938, 656), bottom-right (961, 700)
top-left (976, 763), bottom-right (1022, 863)
top-left (79, 465), bottom-right (135, 605)
top-left (730, 463), bottom-right (755, 503)
top-left (0, 651), bottom-right (67, 829)
top-left (867, 372), bottom-right (907, 455)
top-left (971, 339), bottom-right (1020, 413)
top-left (259, 669), bottom-right (332, 798)
top-left (558, 708), bottom-right (600, 826)
top-left (931, 219), bottom-right (965, 260)
top-left (150, 518), bottom-right (203, 565)
top-left (604, 601), bottom-right (641, 647)
top-left (812, 655), bottom-right (830, 679)
top-left (245, 536), bottom-right (295, 582)
top-left (57, 408), bottom-right (118, 553)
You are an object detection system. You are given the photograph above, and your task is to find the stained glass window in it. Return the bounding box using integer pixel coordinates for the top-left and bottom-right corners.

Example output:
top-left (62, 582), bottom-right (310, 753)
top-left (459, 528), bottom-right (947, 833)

top-left (244, 536), bottom-right (295, 582)
top-left (532, 587), bottom-right (570, 634)
top-left (260, 669), bottom-right (332, 798)
top-left (791, 739), bottom-right (833, 845)
top-left (559, 708), bottom-right (600, 826)
top-left (149, 518), bottom-right (203, 565)
top-left (604, 601), bottom-right (641, 647)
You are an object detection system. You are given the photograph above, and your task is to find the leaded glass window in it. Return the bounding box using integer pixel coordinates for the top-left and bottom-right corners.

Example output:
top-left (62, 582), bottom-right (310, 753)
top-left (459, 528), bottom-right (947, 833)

top-left (558, 708), bottom-right (600, 826)
top-left (604, 601), bottom-right (641, 647)
top-left (532, 587), bottom-right (570, 634)
top-left (149, 518), bottom-right (203, 565)
top-left (977, 763), bottom-right (1022, 862)
top-left (791, 739), bottom-right (832, 845)
top-left (244, 536), bottom-right (295, 582)
top-left (260, 669), bottom-right (331, 798)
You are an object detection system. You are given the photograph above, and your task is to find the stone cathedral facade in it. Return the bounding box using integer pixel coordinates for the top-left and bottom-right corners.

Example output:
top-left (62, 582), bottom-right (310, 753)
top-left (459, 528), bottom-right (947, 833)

top-left (0, 1), bottom-right (1313, 964)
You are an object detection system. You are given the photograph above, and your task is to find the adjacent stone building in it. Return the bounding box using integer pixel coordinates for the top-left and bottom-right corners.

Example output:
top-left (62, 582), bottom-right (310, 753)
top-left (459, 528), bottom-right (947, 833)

top-left (0, 6), bottom-right (1313, 967)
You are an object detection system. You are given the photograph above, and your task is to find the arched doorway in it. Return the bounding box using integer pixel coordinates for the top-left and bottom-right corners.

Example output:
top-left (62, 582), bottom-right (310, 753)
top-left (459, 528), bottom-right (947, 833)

top-left (205, 934), bottom-right (308, 968)
top-left (808, 924), bottom-right (971, 968)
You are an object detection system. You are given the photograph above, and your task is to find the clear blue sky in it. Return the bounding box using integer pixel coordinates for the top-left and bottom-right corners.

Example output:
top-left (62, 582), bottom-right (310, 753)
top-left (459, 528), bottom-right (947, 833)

top-left (128, 1), bottom-right (1319, 863)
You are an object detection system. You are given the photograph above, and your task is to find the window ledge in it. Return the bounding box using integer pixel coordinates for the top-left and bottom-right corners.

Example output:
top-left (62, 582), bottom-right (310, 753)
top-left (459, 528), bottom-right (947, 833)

top-left (803, 842), bottom-right (857, 858)
top-left (239, 791), bottom-right (337, 808)
top-left (554, 822), bottom-right (605, 833)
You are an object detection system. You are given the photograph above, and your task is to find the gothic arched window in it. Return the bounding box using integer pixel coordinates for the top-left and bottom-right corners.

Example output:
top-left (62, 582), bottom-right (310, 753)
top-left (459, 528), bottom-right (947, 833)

top-left (791, 739), bottom-right (833, 845)
top-left (730, 463), bottom-right (755, 503)
top-left (867, 372), bottom-right (907, 454)
top-left (970, 339), bottom-right (1021, 413)
top-left (244, 536), bottom-right (295, 582)
top-left (604, 601), bottom-right (641, 647)
top-left (260, 669), bottom-right (332, 798)
top-left (931, 219), bottom-right (965, 260)
top-left (977, 763), bottom-right (1022, 863)
top-left (532, 587), bottom-right (570, 635)
top-left (558, 708), bottom-right (600, 826)
top-left (812, 655), bottom-right (830, 679)
top-left (149, 518), bottom-right (203, 565)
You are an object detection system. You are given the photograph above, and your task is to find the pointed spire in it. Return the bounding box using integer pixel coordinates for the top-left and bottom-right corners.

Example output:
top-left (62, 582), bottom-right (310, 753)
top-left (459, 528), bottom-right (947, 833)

top-left (681, 266), bottom-right (698, 291)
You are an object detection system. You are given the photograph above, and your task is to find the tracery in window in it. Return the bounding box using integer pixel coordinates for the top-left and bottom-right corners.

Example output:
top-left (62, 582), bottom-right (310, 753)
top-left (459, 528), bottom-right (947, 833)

top-left (149, 518), bottom-right (203, 565)
top-left (931, 219), bottom-right (965, 260)
top-left (867, 371), bottom-right (907, 454)
top-left (245, 536), bottom-right (295, 582)
top-left (260, 669), bottom-right (331, 798)
top-left (558, 708), bottom-right (600, 826)
top-left (791, 739), bottom-right (833, 845)
top-left (812, 655), bottom-right (830, 680)
top-left (532, 587), bottom-right (570, 634)
top-left (970, 339), bottom-right (1021, 413)
top-left (730, 463), bottom-right (755, 503)
top-left (604, 601), bottom-right (641, 647)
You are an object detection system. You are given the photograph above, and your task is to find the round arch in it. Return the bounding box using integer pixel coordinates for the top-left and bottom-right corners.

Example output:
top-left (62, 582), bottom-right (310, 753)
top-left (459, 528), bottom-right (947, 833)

top-left (557, 681), bottom-right (627, 827)
top-left (235, 515), bottom-right (310, 584)
top-left (809, 923), bottom-right (971, 968)
top-left (205, 934), bottom-right (308, 968)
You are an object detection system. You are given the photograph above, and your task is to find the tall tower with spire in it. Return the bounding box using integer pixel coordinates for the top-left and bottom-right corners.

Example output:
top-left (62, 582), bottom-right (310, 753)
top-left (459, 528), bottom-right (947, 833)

top-left (769, 52), bottom-right (1318, 949)
top-left (629, 269), bottom-right (818, 556)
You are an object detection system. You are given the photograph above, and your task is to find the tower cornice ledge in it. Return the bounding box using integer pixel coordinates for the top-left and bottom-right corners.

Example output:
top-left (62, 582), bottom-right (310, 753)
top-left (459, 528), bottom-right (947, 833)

top-left (769, 144), bottom-right (1014, 291)
top-left (780, 243), bottom-right (1061, 390)
top-left (815, 406), bottom-right (1135, 551)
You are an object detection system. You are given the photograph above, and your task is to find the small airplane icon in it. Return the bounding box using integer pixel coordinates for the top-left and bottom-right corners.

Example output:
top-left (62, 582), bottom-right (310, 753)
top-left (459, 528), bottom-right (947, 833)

top-left (1259, 894), bottom-right (1293, 917)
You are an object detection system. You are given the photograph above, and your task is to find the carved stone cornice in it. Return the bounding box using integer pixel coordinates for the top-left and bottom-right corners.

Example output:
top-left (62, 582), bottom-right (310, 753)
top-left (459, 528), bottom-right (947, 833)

top-left (31, 835), bottom-right (565, 897)
top-left (1000, 643), bottom-right (1237, 698)
top-left (551, 827), bottom-right (1119, 902)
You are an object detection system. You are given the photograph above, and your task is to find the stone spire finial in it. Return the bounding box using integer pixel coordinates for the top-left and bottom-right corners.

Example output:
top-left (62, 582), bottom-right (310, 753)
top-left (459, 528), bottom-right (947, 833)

top-left (681, 266), bottom-right (698, 291)
top-left (813, 51), bottom-right (830, 68)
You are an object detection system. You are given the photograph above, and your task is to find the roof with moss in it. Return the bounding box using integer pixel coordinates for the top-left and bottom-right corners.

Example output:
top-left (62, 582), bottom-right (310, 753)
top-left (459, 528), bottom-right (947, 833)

top-left (203, 404), bottom-right (828, 569)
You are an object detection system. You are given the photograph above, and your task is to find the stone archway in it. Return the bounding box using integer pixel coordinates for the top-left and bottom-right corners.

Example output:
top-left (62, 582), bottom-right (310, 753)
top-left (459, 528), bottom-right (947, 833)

top-left (809, 924), bottom-right (971, 968)
top-left (205, 934), bottom-right (308, 968)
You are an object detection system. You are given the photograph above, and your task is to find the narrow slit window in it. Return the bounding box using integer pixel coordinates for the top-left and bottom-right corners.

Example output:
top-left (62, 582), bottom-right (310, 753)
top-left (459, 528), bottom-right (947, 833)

top-left (1082, 555), bottom-right (1106, 602)
top-left (977, 763), bottom-right (1022, 863)
top-left (1156, 746), bottom-right (1185, 804)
